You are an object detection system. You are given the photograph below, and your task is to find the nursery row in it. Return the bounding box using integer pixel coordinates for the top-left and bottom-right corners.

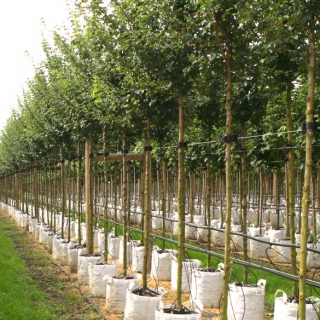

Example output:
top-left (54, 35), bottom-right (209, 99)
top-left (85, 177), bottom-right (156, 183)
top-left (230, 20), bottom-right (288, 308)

top-left (2, 202), bottom-right (320, 319)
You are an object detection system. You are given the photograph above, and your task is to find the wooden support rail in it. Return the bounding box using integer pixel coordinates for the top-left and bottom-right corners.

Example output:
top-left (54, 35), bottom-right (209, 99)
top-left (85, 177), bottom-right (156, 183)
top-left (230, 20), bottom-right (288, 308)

top-left (92, 153), bottom-right (144, 162)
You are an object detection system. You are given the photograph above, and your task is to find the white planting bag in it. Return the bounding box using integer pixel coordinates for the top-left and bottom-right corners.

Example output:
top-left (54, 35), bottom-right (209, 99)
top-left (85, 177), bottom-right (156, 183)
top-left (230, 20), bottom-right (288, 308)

top-left (155, 300), bottom-right (202, 320)
top-left (124, 282), bottom-right (165, 320)
top-left (191, 264), bottom-right (224, 307)
top-left (104, 275), bottom-right (140, 313)
top-left (77, 254), bottom-right (102, 285)
top-left (171, 257), bottom-right (201, 293)
top-left (227, 279), bottom-right (266, 320)
top-left (151, 248), bottom-right (173, 281)
top-left (274, 290), bottom-right (319, 320)
top-left (88, 262), bottom-right (117, 297)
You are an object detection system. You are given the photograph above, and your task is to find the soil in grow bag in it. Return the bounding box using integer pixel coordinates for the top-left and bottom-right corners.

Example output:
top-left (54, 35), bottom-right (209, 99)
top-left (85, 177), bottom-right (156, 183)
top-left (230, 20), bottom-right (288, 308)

top-left (131, 287), bottom-right (161, 297)
top-left (197, 267), bottom-right (218, 272)
top-left (163, 306), bottom-right (197, 315)
top-left (112, 275), bottom-right (136, 280)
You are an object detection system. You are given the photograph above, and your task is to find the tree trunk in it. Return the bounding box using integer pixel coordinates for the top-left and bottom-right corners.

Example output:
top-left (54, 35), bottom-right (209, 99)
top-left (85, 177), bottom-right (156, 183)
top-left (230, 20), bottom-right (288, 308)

top-left (299, 25), bottom-right (316, 319)
top-left (143, 119), bottom-right (152, 289)
top-left (177, 93), bottom-right (186, 310)
top-left (85, 134), bottom-right (94, 255)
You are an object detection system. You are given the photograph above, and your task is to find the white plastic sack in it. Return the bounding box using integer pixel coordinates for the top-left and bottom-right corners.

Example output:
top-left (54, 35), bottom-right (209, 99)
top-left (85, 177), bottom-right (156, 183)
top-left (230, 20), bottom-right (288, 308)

top-left (108, 235), bottom-right (121, 260)
top-left (88, 263), bottom-right (117, 297)
top-left (68, 246), bottom-right (85, 273)
top-left (191, 264), bottom-right (223, 308)
top-left (104, 275), bottom-right (140, 313)
top-left (185, 223), bottom-right (197, 240)
top-left (272, 240), bottom-right (291, 263)
top-left (78, 254), bottom-right (102, 285)
top-left (268, 229), bottom-right (286, 242)
top-left (171, 257), bottom-right (201, 293)
top-left (124, 283), bottom-right (165, 320)
top-left (274, 290), bottom-right (319, 320)
top-left (211, 228), bottom-right (225, 247)
top-left (227, 280), bottom-right (266, 320)
top-left (155, 300), bottom-right (202, 320)
top-left (52, 234), bottom-right (61, 260)
top-left (98, 230), bottom-right (105, 253)
top-left (132, 245), bottom-right (144, 272)
top-left (249, 236), bottom-right (270, 258)
top-left (151, 248), bottom-right (173, 281)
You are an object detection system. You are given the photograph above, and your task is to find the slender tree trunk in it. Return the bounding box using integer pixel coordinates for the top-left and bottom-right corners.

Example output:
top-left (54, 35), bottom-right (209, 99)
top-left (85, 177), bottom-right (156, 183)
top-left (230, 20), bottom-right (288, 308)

top-left (286, 79), bottom-right (298, 296)
top-left (85, 134), bottom-right (94, 255)
top-left (299, 25), bottom-right (316, 319)
top-left (77, 142), bottom-right (82, 245)
top-left (241, 126), bottom-right (248, 284)
top-left (161, 156), bottom-right (167, 250)
top-left (103, 127), bottom-right (109, 261)
top-left (34, 160), bottom-right (39, 221)
top-left (221, 58), bottom-right (233, 319)
top-left (143, 119), bottom-right (152, 289)
top-left (121, 129), bottom-right (128, 276)
top-left (177, 93), bottom-right (186, 310)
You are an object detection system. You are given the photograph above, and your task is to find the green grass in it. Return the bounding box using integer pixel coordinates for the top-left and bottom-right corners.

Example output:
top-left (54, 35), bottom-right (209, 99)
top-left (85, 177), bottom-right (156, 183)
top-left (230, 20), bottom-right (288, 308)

top-left (0, 214), bottom-right (100, 320)
top-left (0, 219), bottom-right (55, 320)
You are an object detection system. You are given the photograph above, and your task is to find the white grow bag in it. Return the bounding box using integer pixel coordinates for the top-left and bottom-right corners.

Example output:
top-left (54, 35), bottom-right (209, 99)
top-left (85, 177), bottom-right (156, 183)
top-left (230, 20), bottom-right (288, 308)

top-left (132, 245), bottom-right (144, 272)
top-left (52, 234), bottom-right (61, 261)
top-left (274, 290), bottom-right (320, 320)
top-left (108, 235), bottom-right (121, 260)
top-left (227, 279), bottom-right (266, 320)
top-left (68, 245), bottom-right (85, 273)
top-left (104, 275), bottom-right (140, 313)
top-left (249, 236), bottom-right (270, 258)
top-left (88, 262), bottom-right (117, 297)
top-left (307, 242), bottom-right (320, 269)
top-left (124, 283), bottom-right (165, 320)
top-left (155, 300), bottom-right (202, 320)
top-left (151, 248), bottom-right (173, 281)
top-left (77, 254), bottom-right (102, 285)
top-left (191, 264), bottom-right (224, 308)
top-left (171, 257), bottom-right (201, 293)
top-left (272, 239), bottom-right (291, 263)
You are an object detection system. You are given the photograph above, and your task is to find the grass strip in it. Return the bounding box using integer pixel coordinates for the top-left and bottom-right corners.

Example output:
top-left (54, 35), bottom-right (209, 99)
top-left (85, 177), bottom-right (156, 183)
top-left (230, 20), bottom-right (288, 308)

top-left (0, 213), bottom-right (101, 320)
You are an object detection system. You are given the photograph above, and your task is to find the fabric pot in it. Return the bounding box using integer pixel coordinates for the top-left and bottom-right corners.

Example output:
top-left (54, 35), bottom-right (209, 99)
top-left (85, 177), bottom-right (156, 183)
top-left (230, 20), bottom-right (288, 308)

top-left (155, 300), bottom-right (202, 320)
top-left (249, 236), bottom-right (270, 258)
top-left (210, 228), bottom-right (225, 247)
top-left (274, 290), bottom-right (319, 320)
top-left (34, 223), bottom-right (41, 240)
top-left (151, 248), bottom-right (173, 281)
top-left (108, 235), bottom-right (121, 260)
top-left (196, 225), bottom-right (209, 243)
top-left (52, 234), bottom-right (61, 261)
top-left (98, 230), bottom-right (105, 253)
top-left (78, 254), bottom-right (102, 285)
top-left (46, 230), bottom-right (54, 254)
top-left (60, 239), bottom-right (70, 266)
top-left (185, 223), bottom-right (198, 240)
top-left (248, 226), bottom-right (266, 238)
top-left (88, 262), bottom-right (117, 297)
top-left (124, 283), bottom-right (165, 320)
top-left (307, 242), bottom-right (320, 269)
top-left (68, 245), bottom-right (85, 273)
top-left (132, 245), bottom-right (144, 272)
top-left (227, 280), bottom-right (266, 320)
top-left (119, 238), bottom-right (139, 265)
top-left (171, 257), bottom-right (201, 293)
top-left (272, 239), bottom-right (291, 263)
top-left (268, 228), bottom-right (286, 242)
top-left (104, 275), bottom-right (140, 313)
top-left (191, 264), bottom-right (224, 308)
